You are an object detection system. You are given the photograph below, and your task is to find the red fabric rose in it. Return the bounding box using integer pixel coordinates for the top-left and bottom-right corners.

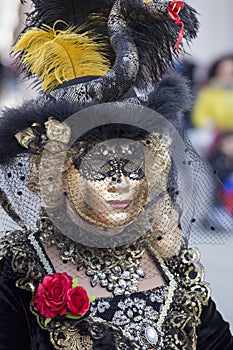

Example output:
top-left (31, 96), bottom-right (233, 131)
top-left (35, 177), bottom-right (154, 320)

top-left (34, 272), bottom-right (72, 318)
top-left (67, 286), bottom-right (90, 315)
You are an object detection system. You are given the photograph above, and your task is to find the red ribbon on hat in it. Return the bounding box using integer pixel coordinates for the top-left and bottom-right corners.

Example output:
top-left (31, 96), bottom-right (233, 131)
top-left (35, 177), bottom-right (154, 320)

top-left (168, 1), bottom-right (185, 53)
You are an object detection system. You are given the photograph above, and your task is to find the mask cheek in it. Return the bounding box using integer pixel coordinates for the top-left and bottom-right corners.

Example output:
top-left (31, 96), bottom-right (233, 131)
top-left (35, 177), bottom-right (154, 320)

top-left (82, 178), bottom-right (112, 210)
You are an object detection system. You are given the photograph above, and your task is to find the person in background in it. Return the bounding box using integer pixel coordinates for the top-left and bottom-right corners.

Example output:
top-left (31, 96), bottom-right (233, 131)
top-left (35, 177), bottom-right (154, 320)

top-left (192, 54), bottom-right (233, 131)
top-left (192, 55), bottom-right (233, 212)
top-left (0, 58), bottom-right (5, 100)
top-left (208, 132), bottom-right (233, 215)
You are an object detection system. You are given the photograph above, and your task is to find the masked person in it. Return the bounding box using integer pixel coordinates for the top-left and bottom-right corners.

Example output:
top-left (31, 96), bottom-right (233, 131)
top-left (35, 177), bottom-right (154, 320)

top-left (0, 1), bottom-right (232, 349)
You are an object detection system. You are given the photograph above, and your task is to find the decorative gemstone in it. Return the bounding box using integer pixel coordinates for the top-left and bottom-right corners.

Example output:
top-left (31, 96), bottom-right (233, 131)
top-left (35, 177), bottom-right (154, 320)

top-left (149, 293), bottom-right (156, 302)
top-left (133, 273), bottom-right (140, 280)
top-left (100, 279), bottom-right (108, 287)
top-left (137, 268), bottom-right (145, 278)
top-left (128, 285), bottom-right (138, 293)
top-left (129, 323), bottom-right (137, 329)
top-left (91, 275), bottom-right (99, 287)
top-left (99, 273), bottom-right (106, 280)
top-left (107, 283), bottom-right (114, 291)
top-left (57, 242), bottom-right (65, 248)
top-left (138, 301), bottom-right (145, 309)
top-left (86, 269), bottom-right (94, 277)
top-left (126, 299), bottom-right (133, 307)
top-left (108, 275), bottom-right (119, 282)
top-left (91, 257), bottom-right (100, 265)
top-left (114, 287), bottom-right (125, 296)
top-left (145, 327), bottom-right (158, 344)
top-left (121, 270), bottom-right (131, 279)
top-left (120, 315), bottom-right (128, 321)
top-left (127, 309), bottom-right (133, 318)
top-left (118, 279), bottom-right (127, 289)
top-left (150, 293), bottom-right (163, 303)
top-left (113, 266), bottom-right (122, 276)
top-left (131, 278), bottom-right (139, 286)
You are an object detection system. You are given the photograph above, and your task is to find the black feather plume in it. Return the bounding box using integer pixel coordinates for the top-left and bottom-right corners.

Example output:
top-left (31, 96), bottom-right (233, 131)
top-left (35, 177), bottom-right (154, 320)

top-left (22, 0), bottom-right (115, 29)
top-left (130, 5), bottom-right (199, 90)
top-left (147, 74), bottom-right (193, 119)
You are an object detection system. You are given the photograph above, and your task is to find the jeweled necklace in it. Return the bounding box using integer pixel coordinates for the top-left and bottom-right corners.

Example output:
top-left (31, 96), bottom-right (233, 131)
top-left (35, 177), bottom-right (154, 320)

top-left (38, 214), bottom-right (150, 296)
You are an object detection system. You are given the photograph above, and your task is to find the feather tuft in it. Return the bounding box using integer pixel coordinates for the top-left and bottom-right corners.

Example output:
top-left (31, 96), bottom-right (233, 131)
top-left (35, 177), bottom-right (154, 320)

top-left (14, 24), bottom-right (111, 92)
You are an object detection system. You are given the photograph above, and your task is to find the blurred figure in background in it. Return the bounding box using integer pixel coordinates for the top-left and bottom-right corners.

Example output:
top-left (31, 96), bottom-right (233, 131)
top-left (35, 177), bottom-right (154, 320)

top-left (192, 54), bottom-right (233, 216)
top-left (192, 54), bottom-right (233, 131)
top-left (208, 132), bottom-right (233, 216)
top-left (0, 57), bottom-right (5, 100)
top-left (0, 58), bottom-right (34, 107)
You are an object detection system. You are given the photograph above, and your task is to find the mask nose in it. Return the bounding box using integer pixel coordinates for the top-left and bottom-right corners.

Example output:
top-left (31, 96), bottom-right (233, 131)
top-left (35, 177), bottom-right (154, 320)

top-left (111, 170), bottom-right (122, 184)
top-left (108, 172), bottom-right (129, 193)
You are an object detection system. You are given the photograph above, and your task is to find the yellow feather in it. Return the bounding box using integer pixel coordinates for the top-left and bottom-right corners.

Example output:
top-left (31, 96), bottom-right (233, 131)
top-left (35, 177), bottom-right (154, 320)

top-left (14, 24), bottom-right (111, 92)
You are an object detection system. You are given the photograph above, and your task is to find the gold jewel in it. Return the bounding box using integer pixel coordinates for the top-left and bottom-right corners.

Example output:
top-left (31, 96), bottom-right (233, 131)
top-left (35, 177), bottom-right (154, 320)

top-left (45, 118), bottom-right (71, 144)
top-left (15, 126), bottom-right (36, 149)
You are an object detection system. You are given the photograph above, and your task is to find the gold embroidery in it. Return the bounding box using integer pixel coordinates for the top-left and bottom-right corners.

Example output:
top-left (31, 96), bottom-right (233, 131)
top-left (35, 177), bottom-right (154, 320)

top-left (162, 247), bottom-right (211, 349)
top-left (0, 231), bottom-right (44, 292)
top-left (50, 324), bottom-right (93, 350)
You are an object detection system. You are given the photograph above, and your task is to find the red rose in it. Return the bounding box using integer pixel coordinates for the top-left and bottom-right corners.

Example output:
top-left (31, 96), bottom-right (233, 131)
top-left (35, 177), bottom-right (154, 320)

top-left (67, 286), bottom-right (90, 315)
top-left (34, 272), bottom-right (72, 318)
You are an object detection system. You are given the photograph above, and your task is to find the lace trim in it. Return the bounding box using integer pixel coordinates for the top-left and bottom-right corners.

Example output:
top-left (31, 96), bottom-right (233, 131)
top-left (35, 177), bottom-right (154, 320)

top-left (150, 248), bottom-right (177, 334)
top-left (28, 233), bottom-right (54, 274)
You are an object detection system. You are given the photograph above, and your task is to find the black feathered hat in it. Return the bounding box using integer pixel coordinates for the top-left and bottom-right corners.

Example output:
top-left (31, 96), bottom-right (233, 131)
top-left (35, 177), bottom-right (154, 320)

top-left (1, 0), bottom-right (198, 157)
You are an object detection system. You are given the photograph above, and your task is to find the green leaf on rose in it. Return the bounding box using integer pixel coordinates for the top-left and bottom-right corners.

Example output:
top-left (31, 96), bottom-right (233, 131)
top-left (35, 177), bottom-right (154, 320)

top-left (72, 275), bottom-right (79, 288)
top-left (89, 295), bottom-right (96, 303)
top-left (45, 317), bottom-right (52, 326)
top-left (65, 312), bottom-right (85, 320)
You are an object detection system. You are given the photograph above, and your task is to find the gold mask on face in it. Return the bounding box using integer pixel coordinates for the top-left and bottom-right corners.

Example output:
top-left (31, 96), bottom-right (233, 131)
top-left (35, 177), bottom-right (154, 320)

top-left (36, 130), bottom-right (173, 247)
top-left (66, 140), bottom-right (149, 228)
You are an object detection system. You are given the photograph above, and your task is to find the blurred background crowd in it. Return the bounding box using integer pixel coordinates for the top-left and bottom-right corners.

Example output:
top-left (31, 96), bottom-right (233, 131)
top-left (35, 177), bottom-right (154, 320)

top-left (0, 0), bottom-right (233, 331)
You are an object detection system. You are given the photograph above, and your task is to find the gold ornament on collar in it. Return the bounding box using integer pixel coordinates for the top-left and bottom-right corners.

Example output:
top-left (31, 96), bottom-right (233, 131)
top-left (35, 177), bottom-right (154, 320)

top-left (45, 118), bottom-right (71, 144)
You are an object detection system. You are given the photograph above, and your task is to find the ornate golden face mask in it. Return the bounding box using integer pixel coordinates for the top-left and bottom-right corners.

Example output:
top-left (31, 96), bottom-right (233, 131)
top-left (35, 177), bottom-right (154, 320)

top-left (28, 125), bottom-right (178, 250)
top-left (65, 139), bottom-right (149, 228)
